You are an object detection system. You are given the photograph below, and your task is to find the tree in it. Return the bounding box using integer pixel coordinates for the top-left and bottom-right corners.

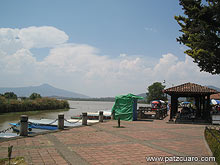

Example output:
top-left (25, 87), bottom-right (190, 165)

top-left (175, 0), bottom-right (220, 74)
top-left (147, 82), bottom-right (166, 103)
top-left (4, 92), bottom-right (17, 99)
top-left (29, 93), bottom-right (42, 100)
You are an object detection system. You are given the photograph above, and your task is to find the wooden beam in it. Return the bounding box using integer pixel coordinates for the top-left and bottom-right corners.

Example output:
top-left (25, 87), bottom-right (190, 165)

top-left (170, 95), bottom-right (178, 121)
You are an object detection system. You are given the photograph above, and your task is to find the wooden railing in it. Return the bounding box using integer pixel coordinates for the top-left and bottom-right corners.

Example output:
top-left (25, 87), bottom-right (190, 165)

top-left (137, 107), bottom-right (168, 120)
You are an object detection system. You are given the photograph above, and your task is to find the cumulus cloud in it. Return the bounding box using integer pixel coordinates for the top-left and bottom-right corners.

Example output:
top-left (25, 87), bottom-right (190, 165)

top-left (0, 26), bottom-right (68, 55)
top-left (119, 53), bottom-right (127, 57)
top-left (0, 26), bottom-right (220, 97)
top-left (0, 28), bottom-right (23, 55)
top-left (19, 26), bottom-right (68, 49)
top-left (3, 49), bottom-right (37, 74)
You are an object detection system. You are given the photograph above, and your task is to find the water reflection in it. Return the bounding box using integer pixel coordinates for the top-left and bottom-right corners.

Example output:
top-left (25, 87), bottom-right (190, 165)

top-left (0, 100), bottom-right (147, 132)
top-left (0, 100), bottom-right (114, 132)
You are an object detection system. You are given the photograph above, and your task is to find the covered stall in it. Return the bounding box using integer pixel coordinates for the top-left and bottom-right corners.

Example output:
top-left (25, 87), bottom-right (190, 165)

top-left (112, 94), bottom-right (144, 121)
top-left (164, 82), bottom-right (218, 122)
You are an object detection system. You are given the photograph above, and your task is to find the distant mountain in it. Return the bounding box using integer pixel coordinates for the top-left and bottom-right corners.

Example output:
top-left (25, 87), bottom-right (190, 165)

top-left (137, 93), bottom-right (147, 98)
top-left (0, 84), bottom-right (89, 98)
top-left (207, 85), bottom-right (220, 92)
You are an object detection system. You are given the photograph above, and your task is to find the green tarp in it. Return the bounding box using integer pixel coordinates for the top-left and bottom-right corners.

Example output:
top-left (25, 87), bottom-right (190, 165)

top-left (111, 93), bottom-right (144, 121)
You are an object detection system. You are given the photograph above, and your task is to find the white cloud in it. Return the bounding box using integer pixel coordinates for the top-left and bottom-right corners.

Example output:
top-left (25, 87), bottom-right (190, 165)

top-left (4, 49), bottom-right (37, 74)
top-left (0, 26), bottom-right (68, 55)
top-left (0, 28), bottom-right (23, 55)
top-left (119, 53), bottom-right (127, 57)
top-left (144, 27), bottom-right (157, 32)
top-left (0, 26), bottom-right (220, 97)
top-left (19, 26), bottom-right (68, 49)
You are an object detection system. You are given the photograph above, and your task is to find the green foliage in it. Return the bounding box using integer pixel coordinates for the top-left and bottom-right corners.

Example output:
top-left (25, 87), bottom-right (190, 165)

top-left (147, 82), bottom-right (166, 103)
top-left (205, 128), bottom-right (220, 164)
top-left (175, 0), bottom-right (220, 74)
top-left (4, 92), bottom-right (17, 99)
top-left (0, 95), bottom-right (69, 113)
top-left (0, 157), bottom-right (27, 165)
top-left (29, 93), bottom-right (41, 100)
top-left (8, 145), bottom-right (13, 165)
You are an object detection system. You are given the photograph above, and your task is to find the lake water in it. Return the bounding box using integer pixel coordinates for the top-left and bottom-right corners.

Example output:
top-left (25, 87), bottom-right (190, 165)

top-left (0, 100), bottom-right (148, 132)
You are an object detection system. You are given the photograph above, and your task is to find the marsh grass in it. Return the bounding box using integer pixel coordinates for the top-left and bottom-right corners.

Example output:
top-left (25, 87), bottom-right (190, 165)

top-left (0, 157), bottom-right (27, 165)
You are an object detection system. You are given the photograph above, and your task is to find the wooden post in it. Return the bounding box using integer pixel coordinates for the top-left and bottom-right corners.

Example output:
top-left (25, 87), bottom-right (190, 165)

top-left (155, 110), bottom-right (160, 119)
top-left (111, 110), bottom-right (115, 120)
top-left (132, 99), bottom-right (138, 121)
top-left (159, 109), bottom-right (163, 119)
top-left (199, 96), bottom-right (202, 117)
top-left (118, 117), bottom-right (120, 127)
top-left (195, 96), bottom-right (199, 115)
top-left (202, 96), bottom-right (206, 119)
top-left (99, 111), bottom-right (103, 122)
top-left (20, 115), bottom-right (28, 136)
top-left (170, 95), bottom-right (177, 121)
top-left (58, 113), bottom-right (64, 130)
top-left (207, 95), bottom-right (211, 121)
top-left (82, 112), bottom-right (87, 125)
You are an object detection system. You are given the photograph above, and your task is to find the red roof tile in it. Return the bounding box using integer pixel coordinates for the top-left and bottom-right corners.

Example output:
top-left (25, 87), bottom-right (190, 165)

top-left (164, 82), bottom-right (218, 95)
top-left (211, 93), bottom-right (220, 100)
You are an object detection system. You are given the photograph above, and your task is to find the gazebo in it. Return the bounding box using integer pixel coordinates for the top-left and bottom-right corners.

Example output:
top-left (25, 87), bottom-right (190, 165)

top-left (211, 93), bottom-right (220, 100)
top-left (164, 82), bottom-right (218, 121)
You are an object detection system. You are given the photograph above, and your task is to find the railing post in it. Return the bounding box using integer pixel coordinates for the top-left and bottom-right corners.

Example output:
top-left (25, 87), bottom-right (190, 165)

top-left (82, 112), bottom-right (87, 125)
top-left (58, 113), bottom-right (64, 130)
top-left (159, 109), bottom-right (163, 119)
top-left (162, 108), bottom-right (165, 118)
top-left (155, 110), bottom-right (159, 119)
top-left (118, 117), bottom-right (120, 127)
top-left (99, 111), bottom-right (103, 122)
top-left (20, 115), bottom-right (28, 136)
top-left (111, 110), bottom-right (115, 120)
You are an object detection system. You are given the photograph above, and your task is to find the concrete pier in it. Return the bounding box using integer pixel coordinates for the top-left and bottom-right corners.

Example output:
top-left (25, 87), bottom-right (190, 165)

top-left (20, 115), bottom-right (28, 136)
top-left (58, 113), bottom-right (64, 130)
top-left (99, 111), bottom-right (103, 122)
top-left (82, 112), bottom-right (87, 126)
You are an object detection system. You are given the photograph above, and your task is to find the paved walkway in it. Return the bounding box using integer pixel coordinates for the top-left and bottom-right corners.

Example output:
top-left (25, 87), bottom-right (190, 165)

top-left (0, 116), bottom-right (216, 165)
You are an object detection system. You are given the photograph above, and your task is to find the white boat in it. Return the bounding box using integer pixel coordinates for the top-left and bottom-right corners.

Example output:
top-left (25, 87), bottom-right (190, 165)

top-left (9, 118), bottom-right (82, 134)
top-left (0, 133), bottom-right (18, 139)
top-left (71, 110), bottom-right (112, 120)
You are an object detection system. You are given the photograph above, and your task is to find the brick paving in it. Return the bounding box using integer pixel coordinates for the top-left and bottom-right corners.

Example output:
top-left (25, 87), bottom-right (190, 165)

top-left (0, 115), bottom-right (216, 165)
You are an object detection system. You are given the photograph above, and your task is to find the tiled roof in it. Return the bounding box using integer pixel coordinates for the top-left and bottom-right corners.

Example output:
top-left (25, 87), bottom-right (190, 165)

top-left (211, 93), bottom-right (220, 100)
top-left (164, 82), bottom-right (218, 95)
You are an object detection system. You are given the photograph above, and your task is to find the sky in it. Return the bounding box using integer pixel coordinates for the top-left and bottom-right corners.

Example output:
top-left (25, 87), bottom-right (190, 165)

top-left (0, 0), bottom-right (219, 97)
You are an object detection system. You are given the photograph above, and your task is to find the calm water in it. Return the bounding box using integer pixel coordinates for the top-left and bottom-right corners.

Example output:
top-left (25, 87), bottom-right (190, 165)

top-left (0, 100), bottom-right (148, 132)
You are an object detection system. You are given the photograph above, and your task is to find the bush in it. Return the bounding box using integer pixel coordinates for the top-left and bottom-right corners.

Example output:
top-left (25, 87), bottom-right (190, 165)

top-left (205, 128), bottom-right (220, 164)
top-left (4, 92), bottom-right (17, 99)
top-left (0, 96), bottom-right (69, 113)
top-left (29, 93), bottom-right (41, 100)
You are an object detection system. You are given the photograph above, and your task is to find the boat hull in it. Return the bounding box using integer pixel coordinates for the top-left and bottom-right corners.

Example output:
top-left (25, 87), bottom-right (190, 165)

top-left (9, 123), bottom-right (58, 134)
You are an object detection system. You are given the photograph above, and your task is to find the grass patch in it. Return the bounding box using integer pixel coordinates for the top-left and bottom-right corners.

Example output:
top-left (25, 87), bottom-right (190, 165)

top-left (205, 128), bottom-right (220, 164)
top-left (0, 157), bottom-right (27, 165)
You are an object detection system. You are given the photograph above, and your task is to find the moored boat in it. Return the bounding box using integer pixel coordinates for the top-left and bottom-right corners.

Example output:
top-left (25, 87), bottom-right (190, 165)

top-left (0, 133), bottom-right (18, 139)
top-left (9, 118), bottom-right (81, 134)
top-left (71, 110), bottom-right (111, 120)
top-left (9, 122), bottom-right (58, 134)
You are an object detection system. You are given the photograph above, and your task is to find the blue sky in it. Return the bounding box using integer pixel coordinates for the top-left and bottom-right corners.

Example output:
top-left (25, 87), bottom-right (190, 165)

top-left (0, 0), bottom-right (184, 60)
top-left (0, 0), bottom-right (219, 97)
